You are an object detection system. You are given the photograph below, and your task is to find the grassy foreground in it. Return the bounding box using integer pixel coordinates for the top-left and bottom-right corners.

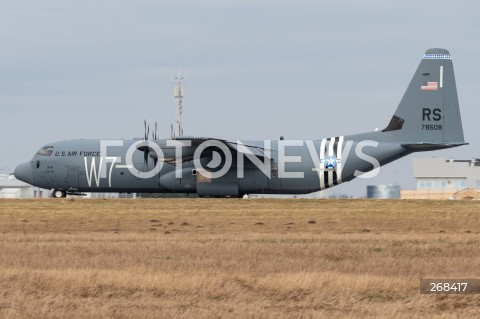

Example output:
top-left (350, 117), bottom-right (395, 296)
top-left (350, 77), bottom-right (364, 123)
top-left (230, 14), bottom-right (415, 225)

top-left (1, 198), bottom-right (480, 318)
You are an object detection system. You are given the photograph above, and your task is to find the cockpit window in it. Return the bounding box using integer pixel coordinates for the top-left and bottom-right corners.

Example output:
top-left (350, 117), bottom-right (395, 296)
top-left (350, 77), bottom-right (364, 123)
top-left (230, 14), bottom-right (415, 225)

top-left (36, 146), bottom-right (54, 156)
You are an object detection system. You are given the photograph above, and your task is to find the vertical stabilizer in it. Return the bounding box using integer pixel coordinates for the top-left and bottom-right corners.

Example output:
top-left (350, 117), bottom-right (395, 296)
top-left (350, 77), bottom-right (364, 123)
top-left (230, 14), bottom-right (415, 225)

top-left (383, 48), bottom-right (464, 145)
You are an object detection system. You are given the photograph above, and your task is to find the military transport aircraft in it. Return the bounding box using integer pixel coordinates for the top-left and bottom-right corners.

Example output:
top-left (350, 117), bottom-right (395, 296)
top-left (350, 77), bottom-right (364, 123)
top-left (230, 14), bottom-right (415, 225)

top-left (15, 48), bottom-right (466, 198)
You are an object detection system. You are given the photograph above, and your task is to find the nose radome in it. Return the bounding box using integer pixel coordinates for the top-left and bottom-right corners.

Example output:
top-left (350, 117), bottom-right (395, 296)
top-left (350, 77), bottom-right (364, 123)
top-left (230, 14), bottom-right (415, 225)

top-left (14, 162), bottom-right (33, 185)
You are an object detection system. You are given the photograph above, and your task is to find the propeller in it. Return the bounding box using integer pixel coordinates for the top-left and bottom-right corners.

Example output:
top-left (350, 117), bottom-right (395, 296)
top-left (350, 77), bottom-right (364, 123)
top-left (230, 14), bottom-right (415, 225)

top-left (152, 121), bottom-right (158, 140)
top-left (143, 120), bottom-right (150, 168)
top-left (140, 120), bottom-right (161, 168)
top-left (144, 120), bottom-right (150, 141)
top-left (152, 122), bottom-right (158, 166)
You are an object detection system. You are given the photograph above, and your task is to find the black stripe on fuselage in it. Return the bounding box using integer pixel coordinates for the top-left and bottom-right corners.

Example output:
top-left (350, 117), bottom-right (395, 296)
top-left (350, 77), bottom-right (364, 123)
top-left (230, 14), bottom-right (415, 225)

top-left (332, 136), bottom-right (338, 186)
top-left (323, 139), bottom-right (330, 188)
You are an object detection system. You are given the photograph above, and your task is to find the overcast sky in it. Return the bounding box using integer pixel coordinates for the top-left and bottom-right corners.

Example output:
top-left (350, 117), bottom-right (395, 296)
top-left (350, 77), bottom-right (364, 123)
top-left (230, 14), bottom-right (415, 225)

top-left (1, 0), bottom-right (479, 196)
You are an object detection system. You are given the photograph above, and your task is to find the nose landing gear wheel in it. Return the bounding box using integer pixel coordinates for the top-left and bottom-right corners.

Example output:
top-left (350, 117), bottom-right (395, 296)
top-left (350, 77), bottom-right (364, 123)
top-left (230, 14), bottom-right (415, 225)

top-left (52, 189), bottom-right (67, 198)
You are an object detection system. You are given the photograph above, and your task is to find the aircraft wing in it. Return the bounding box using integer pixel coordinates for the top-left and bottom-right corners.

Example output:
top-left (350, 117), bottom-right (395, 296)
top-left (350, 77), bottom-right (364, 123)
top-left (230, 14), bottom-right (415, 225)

top-left (176, 136), bottom-right (270, 160)
top-left (148, 136), bottom-right (271, 164)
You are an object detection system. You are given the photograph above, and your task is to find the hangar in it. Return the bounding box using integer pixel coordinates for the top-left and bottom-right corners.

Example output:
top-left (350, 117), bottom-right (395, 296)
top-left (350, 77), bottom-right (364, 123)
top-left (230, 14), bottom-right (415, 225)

top-left (401, 158), bottom-right (480, 200)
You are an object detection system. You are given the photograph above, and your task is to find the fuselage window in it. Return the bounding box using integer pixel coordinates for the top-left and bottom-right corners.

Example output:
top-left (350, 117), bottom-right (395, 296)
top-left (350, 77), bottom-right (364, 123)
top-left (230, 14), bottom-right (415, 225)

top-left (36, 146), bottom-right (54, 156)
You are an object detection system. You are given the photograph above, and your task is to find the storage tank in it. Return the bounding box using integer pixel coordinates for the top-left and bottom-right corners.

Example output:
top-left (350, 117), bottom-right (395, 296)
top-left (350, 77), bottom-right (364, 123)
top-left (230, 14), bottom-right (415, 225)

top-left (367, 184), bottom-right (400, 199)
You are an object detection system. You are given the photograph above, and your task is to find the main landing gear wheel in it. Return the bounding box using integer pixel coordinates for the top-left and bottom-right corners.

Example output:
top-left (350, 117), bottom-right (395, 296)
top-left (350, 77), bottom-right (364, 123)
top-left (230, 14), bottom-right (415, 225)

top-left (52, 189), bottom-right (67, 198)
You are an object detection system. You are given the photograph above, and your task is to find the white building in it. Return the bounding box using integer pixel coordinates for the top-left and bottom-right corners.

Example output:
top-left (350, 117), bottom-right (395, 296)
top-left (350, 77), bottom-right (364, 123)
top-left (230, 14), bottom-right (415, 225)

top-left (0, 174), bottom-right (138, 199)
top-left (401, 158), bottom-right (480, 200)
top-left (0, 174), bottom-right (50, 198)
top-left (88, 192), bottom-right (137, 199)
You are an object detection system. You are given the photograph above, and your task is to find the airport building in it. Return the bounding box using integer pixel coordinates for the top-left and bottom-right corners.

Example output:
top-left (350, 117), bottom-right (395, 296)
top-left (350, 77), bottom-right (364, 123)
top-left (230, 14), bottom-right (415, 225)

top-left (401, 158), bottom-right (480, 200)
top-left (0, 174), bottom-right (50, 198)
top-left (0, 174), bottom-right (137, 199)
top-left (88, 192), bottom-right (137, 199)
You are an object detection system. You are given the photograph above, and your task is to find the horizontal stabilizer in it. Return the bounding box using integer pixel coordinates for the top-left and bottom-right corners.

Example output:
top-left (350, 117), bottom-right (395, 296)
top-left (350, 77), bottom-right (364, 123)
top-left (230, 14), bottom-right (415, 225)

top-left (401, 142), bottom-right (468, 151)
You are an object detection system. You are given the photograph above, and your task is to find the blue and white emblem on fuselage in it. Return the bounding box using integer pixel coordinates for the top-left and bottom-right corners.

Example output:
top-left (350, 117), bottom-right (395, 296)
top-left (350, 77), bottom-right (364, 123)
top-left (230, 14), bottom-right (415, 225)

top-left (325, 155), bottom-right (337, 169)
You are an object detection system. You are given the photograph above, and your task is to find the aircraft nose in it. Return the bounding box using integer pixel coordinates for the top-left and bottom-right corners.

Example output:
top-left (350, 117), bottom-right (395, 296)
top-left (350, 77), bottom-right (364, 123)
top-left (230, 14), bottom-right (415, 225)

top-left (14, 162), bottom-right (33, 185)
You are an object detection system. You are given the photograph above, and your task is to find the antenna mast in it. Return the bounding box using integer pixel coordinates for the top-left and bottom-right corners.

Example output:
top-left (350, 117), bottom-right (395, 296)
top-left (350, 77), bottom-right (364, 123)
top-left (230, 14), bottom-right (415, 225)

top-left (173, 71), bottom-right (184, 137)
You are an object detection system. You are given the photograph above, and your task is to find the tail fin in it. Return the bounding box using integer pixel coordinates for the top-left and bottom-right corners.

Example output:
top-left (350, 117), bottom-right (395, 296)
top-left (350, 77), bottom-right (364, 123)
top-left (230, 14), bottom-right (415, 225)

top-left (383, 48), bottom-right (465, 146)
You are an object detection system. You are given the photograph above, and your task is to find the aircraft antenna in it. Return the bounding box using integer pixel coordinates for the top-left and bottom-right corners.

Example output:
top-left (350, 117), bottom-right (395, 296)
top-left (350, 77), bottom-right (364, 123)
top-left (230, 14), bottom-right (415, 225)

top-left (173, 68), bottom-right (184, 137)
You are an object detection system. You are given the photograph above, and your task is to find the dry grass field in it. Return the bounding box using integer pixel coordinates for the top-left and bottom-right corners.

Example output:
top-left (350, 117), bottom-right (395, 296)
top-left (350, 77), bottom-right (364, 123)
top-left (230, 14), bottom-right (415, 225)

top-left (1, 198), bottom-right (480, 318)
